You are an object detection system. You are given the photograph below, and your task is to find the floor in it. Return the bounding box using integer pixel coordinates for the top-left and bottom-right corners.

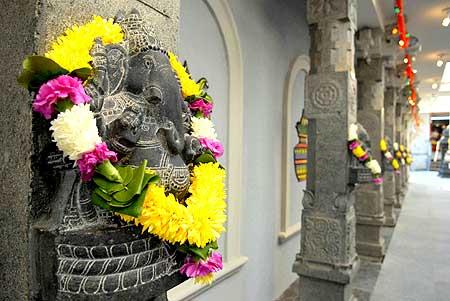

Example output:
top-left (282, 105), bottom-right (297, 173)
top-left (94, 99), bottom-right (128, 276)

top-left (276, 171), bottom-right (450, 301)
top-left (371, 171), bottom-right (450, 301)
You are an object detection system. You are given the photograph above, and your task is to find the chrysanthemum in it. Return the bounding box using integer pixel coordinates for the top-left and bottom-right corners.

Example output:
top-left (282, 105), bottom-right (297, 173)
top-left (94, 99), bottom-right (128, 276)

top-left (45, 16), bottom-right (124, 71)
top-left (191, 117), bottom-right (217, 140)
top-left (50, 104), bottom-right (101, 160)
top-left (168, 52), bottom-right (202, 98)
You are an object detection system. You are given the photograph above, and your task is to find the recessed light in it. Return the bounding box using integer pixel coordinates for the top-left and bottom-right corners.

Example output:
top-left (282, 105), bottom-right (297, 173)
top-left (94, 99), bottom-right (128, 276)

top-left (443, 8), bottom-right (450, 27)
top-left (432, 83), bottom-right (438, 89)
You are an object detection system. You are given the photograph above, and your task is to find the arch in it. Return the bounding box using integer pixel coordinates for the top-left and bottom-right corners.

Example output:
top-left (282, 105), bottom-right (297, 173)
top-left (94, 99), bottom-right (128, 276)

top-left (279, 55), bottom-right (310, 244)
top-left (168, 1), bottom-right (246, 300)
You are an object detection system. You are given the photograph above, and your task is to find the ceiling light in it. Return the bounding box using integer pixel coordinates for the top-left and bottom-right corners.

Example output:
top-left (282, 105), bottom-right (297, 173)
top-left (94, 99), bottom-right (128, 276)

top-left (392, 27), bottom-right (399, 35)
top-left (432, 83), bottom-right (438, 89)
top-left (403, 57), bottom-right (409, 64)
top-left (443, 8), bottom-right (450, 27)
top-left (437, 54), bottom-right (445, 67)
top-left (398, 40), bottom-right (405, 47)
top-left (412, 56), bottom-right (416, 62)
top-left (413, 69), bottom-right (417, 74)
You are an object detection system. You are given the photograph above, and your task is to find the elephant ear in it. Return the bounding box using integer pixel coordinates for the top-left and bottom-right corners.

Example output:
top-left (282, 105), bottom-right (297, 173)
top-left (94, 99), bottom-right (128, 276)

top-left (105, 44), bottom-right (129, 95)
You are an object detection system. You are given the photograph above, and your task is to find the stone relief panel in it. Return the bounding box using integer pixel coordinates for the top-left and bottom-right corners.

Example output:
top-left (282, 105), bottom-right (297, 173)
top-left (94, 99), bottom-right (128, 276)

top-left (307, 0), bottom-right (356, 26)
top-left (302, 215), bottom-right (342, 264)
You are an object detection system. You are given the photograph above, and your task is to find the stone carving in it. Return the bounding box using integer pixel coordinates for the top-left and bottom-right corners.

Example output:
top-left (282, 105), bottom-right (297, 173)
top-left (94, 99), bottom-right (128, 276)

top-left (302, 189), bottom-right (316, 209)
top-left (312, 82), bottom-right (339, 108)
top-left (302, 216), bottom-right (342, 264)
top-left (33, 10), bottom-right (191, 299)
top-left (439, 128), bottom-right (450, 178)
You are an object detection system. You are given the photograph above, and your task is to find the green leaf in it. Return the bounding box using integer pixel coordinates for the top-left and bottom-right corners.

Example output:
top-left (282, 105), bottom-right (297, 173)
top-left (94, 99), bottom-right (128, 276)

top-left (93, 187), bottom-right (115, 203)
top-left (54, 99), bottom-right (74, 113)
top-left (113, 160), bottom-right (147, 203)
top-left (93, 176), bottom-right (126, 194)
top-left (178, 241), bottom-right (219, 261)
top-left (69, 68), bottom-right (92, 81)
top-left (116, 166), bottom-right (134, 185)
top-left (96, 160), bottom-right (123, 183)
top-left (142, 171), bottom-right (160, 188)
top-left (114, 186), bottom-right (147, 218)
top-left (91, 191), bottom-right (112, 210)
top-left (194, 151), bottom-right (216, 165)
top-left (17, 56), bottom-right (68, 92)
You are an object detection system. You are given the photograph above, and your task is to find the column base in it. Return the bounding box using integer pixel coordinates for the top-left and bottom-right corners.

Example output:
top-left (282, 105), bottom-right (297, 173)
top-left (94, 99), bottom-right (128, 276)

top-left (355, 217), bottom-right (386, 262)
top-left (383, 202), bottom-right (397, 227)
top-left (294, 256), bottom-right (360, 301)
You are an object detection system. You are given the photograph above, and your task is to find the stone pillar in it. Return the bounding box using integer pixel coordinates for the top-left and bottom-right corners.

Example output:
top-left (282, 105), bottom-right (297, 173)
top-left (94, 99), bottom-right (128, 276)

top-left (382, 84), bottom-right (397, 226)
top-left (293, 1), bottom-right (359, 300)
top-left (0, 2), bottom-right (180, 300)
top-left (395, 102), bottom-right (405, 208)
top-left (354, 28), bottom-right (386, 262)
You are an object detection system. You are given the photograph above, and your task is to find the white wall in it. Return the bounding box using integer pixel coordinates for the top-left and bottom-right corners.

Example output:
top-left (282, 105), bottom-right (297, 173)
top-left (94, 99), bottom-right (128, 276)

top-left (175, 1), bottom-right (309, 300)
top-left (410, 114), bottom-right (431, 170)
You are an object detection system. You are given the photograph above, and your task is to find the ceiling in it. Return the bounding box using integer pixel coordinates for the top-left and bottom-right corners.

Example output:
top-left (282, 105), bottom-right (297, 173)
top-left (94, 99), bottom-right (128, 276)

top-left (358, 0), bottom-right (450, 113)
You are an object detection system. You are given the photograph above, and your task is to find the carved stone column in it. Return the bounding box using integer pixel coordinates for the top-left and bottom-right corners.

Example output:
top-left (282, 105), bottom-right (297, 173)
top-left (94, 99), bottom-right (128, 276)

top-left (1, 2), bottom-right (181, 300)
top-left (354, 28), bottom-right (386, 262)
top-left (293, 1), bottom-right (359, 300)
top-left (382, 83), bottom-right (397, 226)
top-left (395, 102), bottom-right (405, 208)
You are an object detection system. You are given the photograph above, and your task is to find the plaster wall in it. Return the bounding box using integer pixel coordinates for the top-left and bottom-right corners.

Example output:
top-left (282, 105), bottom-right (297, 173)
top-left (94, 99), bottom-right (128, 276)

top-left (176, 0), bottom-right (309, 300)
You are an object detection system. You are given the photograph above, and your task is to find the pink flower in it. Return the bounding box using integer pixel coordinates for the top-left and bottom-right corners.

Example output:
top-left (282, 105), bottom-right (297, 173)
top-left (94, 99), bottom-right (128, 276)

top-left (199, 137), bottom-right (224, 158)
top-left (348, 140), bottom-right (360, 150)
top-left (33, 75), bottom-right (91, 119)
top-left (180, 251), bottom-right (223, 278)
top-left (76, 142), bottom-right (117, 181)
top-left (189, 99), bottom-right (213, 117)
top-left (372, 177), bottom-right (384, 185)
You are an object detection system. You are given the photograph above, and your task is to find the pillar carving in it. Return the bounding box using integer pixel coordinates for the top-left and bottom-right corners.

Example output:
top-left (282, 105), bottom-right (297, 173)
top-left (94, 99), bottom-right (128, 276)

top-left (354, 28), bottom-right (385, 262)
top-left (395, 102), bottom-right (406, 207)
top-left (293, 0), bottom-right (359, 300)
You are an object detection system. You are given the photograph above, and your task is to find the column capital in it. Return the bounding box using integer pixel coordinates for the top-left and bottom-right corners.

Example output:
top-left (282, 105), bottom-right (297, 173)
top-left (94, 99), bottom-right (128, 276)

top-left (307, 0), bottom-right (357, 27)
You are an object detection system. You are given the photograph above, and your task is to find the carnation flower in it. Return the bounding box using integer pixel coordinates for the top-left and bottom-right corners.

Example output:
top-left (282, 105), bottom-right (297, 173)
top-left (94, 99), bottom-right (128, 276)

top-left (33, 75), bottom-right (91, 119)
top-left (77, 142), bottom-right (117, 181)
top-left (199, 137), bottom-right (224, 158)
top-left (180, 251), bottom-right (223, 285)
top-left (191, 117), bottom-right (217, 140)
top-left (50, 104), bottom-right (101, 160)
top-left (189, 99), bottom-right (213, 117)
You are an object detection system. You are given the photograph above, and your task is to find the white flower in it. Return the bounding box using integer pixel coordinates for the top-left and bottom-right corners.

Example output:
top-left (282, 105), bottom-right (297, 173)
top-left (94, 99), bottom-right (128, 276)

top-left (348, 123), bottom-right (358, 141)
top-left (393, 142), bottom-right (399, 151)
top-left (191, 116), bottom-right (217, 140)
top-left (384, 151), bottom-right (393, 160)
top-left (50, 104), bottom-right (101, 160)
top-left (365, 159), bottom-right (382, 175)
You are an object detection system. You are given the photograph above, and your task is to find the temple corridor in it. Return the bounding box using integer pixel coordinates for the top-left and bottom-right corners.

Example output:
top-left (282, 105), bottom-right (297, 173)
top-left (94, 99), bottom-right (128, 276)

top-left (372, 171), bottom-right (450, 301)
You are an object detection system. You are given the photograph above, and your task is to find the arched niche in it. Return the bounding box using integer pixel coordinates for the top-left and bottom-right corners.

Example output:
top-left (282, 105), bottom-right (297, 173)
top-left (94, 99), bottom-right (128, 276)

top-left (168, 0), bottom-right (246, 300)
top-left (279, 55), bottom-right (310, 244)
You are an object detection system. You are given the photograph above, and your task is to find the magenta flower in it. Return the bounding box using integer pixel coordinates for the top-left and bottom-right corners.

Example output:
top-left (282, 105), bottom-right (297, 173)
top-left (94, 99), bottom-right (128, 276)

top-left (199, 137), bottom-right (224, 158)
top-left (189, 99), bottom-right (213, 117)
top-left (372, 177), bottom-right (383, 185)
top-left (33, 75), bottom-right (91, 119)
top-left (76, 142), bottom-right (117, 181)
top-left (180, 251), bottom-right (223, 278)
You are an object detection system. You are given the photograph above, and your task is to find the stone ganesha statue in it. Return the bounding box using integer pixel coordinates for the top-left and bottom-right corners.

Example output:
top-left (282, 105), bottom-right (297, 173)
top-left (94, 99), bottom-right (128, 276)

top-left (33, 10), bottom-right (198, 300)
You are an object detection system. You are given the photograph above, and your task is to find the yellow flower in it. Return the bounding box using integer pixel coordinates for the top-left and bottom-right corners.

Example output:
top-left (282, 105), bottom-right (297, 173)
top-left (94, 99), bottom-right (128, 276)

top-left (380, 139), bottom-right (388, 152)
top-left (392, 159), bottom-right (400, 170)
top-left (352, 146), bottom-right (366, 159)
top-left (168, 52), bottom-right (202, 98)
top-left (45, 16), bottom-right (124, 71)
top-left (194, 273), bottom-right (214, 285)
top-left (127, 162), bottom-right (227, 248)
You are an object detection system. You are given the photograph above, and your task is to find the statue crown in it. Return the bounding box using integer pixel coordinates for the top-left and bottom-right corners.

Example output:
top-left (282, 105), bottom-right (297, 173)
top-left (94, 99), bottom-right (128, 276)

top-left (116, 9), bottom-right (161, 55)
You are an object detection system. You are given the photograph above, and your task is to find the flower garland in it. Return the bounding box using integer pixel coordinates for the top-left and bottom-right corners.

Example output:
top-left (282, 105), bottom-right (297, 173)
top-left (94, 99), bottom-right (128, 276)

top-left (19, 16), bottom-right (227, 285)
top-left (380, 138), bottom-right (401, 173)
top-left (394, 143), bottom-right (406, 166)
top-left (348, 124), bottom-right (383, 184)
